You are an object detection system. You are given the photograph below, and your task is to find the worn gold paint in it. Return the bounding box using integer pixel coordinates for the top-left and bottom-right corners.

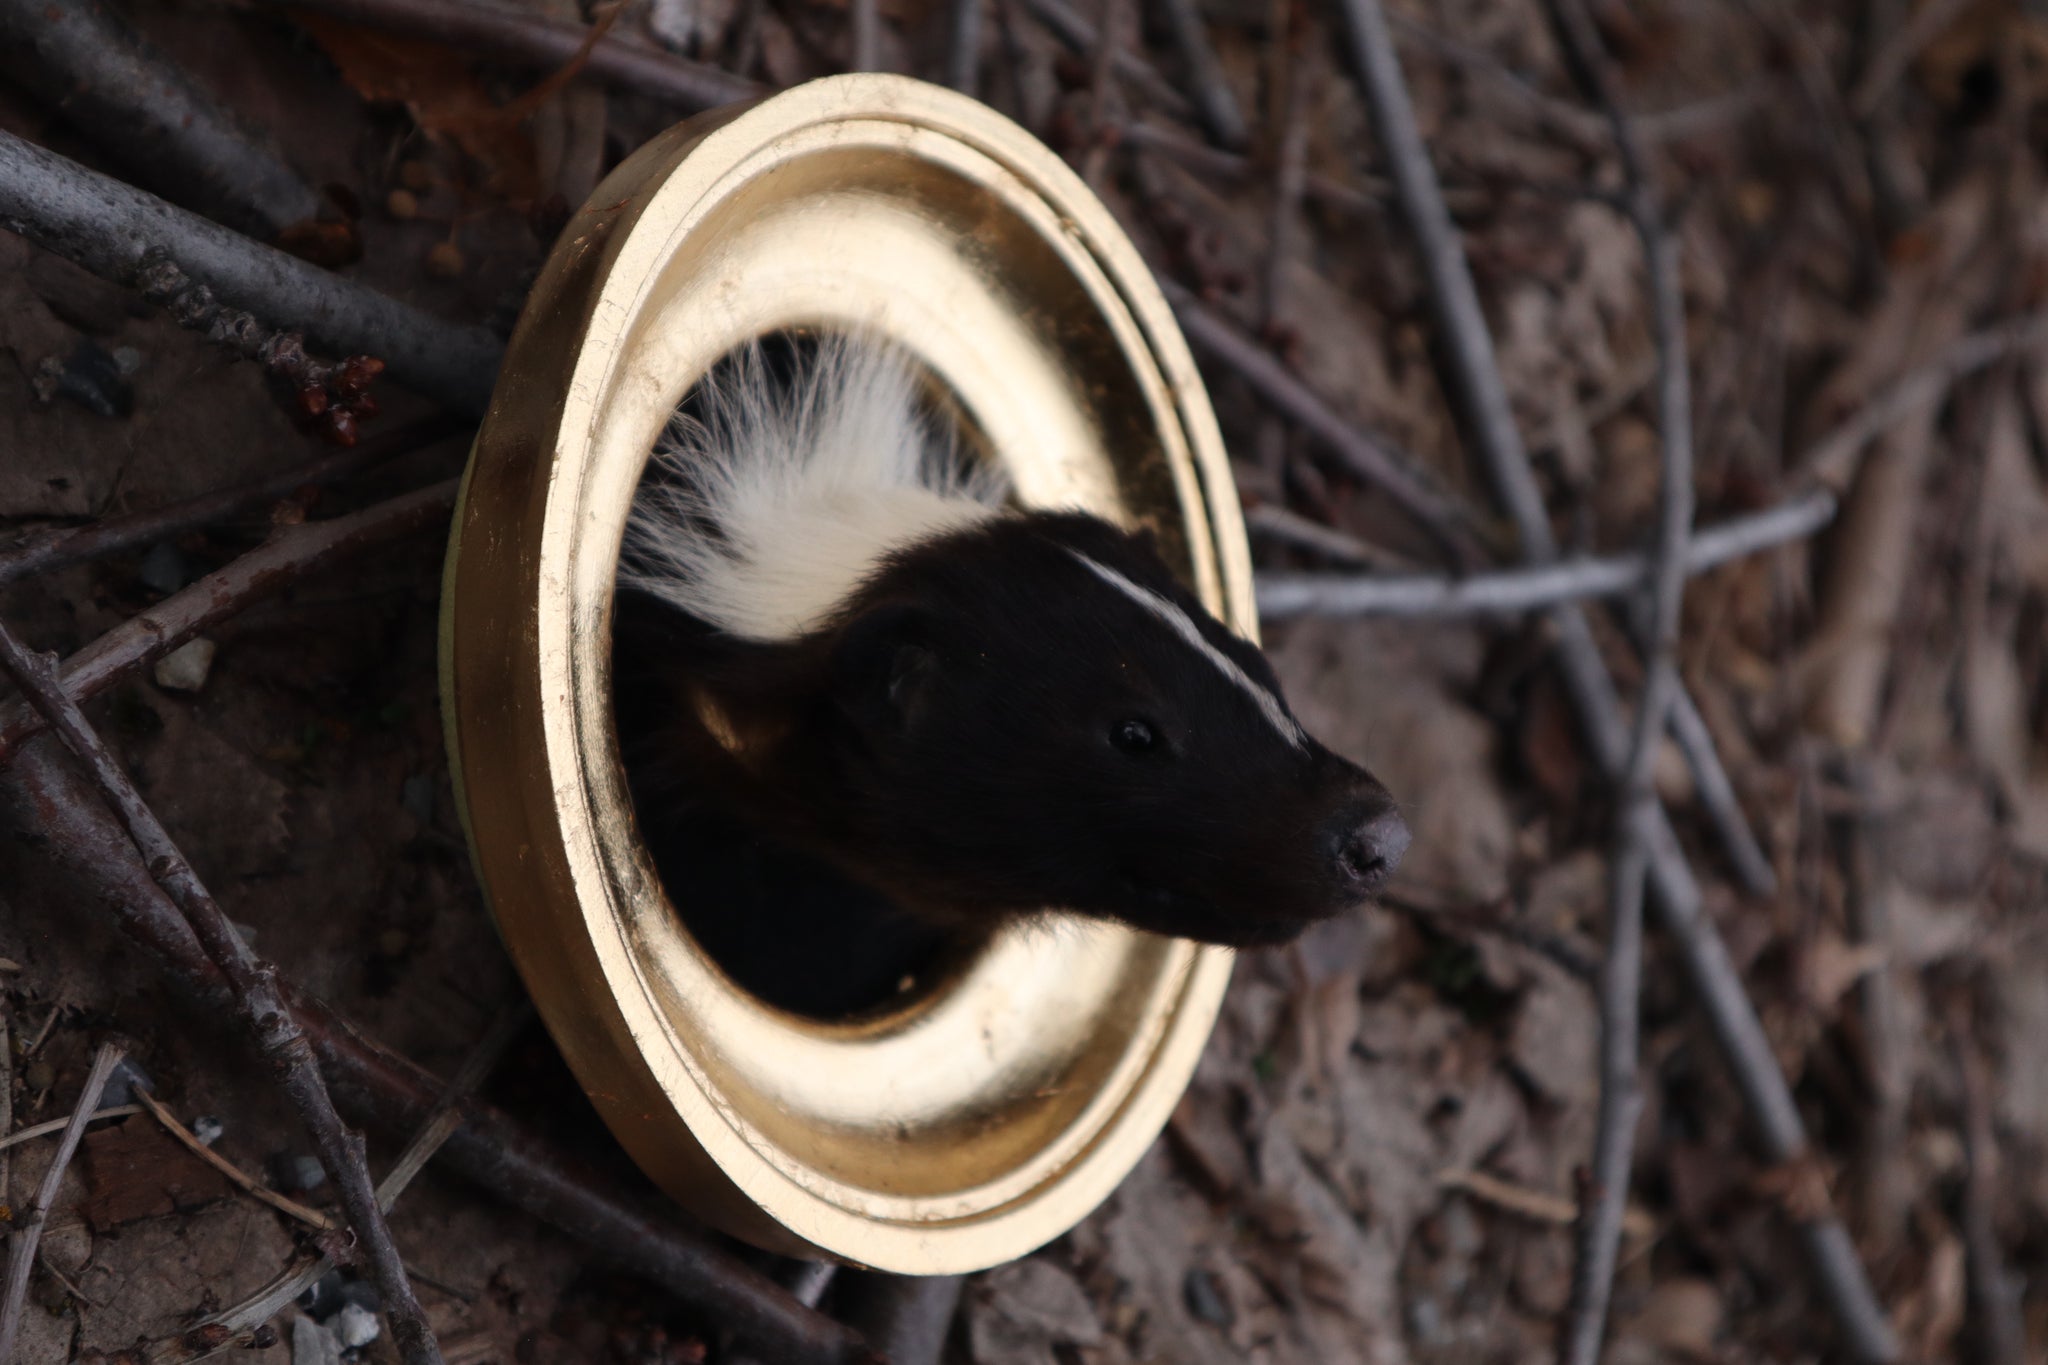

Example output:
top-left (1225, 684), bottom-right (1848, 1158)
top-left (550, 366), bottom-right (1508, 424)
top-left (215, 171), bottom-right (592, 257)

top-left (439, 75), bottom-right (1254, 1273)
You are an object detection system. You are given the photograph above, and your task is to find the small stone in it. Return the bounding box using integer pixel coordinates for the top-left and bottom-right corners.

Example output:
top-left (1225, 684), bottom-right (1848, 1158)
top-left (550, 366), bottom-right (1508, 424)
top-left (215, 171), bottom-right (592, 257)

top-left (334, 1303), bottom-right (380, 1349)
top-left (153, 638), bottom-right (217, 693)
top-left (111, 346), bottom-right (143, 376)
top-left (99, 1057), bottom-right (152, 1109)
top-left (426, 241), bottom-right (465, 277)
top-left (24, 1059), bottom-right (54, 1092)
top-left (289, 1155), bottom-right (327, 1192)
top-left (401, 774), bottom-right (435, 824)
top-left (138, 541), bottom-right (187, 594)
top-left (1181, 1267), bottom-right (1233, 1327)
top-left (192, 1115), bottom-right (224, 1147)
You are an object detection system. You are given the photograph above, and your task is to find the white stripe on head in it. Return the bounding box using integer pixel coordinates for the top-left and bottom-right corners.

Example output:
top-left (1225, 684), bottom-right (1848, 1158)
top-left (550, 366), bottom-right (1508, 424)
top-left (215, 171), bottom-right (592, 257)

top-left (1068, 550), bottom-right (1307, 751)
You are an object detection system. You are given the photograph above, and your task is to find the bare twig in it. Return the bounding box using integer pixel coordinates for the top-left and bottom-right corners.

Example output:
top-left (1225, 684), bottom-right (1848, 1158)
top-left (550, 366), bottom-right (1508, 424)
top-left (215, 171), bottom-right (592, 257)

top-left (1438, 1167), bottom-right (1653, 1236)
top-left (0, 626), bottom-right (444, 1365)
top-left (1331, 0), bottom-right (1898, 1356)
top-left (946, 0), bottom-right (983, 93)
top-left (1151, 0), bottom-right (1246, 148)
top-left (1256, 492), bottom-right (1833, 620)
top-left (0, 416), bottom-right (465, 590)
top-left (131, 1087), bottom-right (336, 1231)
top-left (1791, 312), bottom-right (2048, 491)
top-left (262, 0), bottom-right (761, 111)
top-left (0, 0), bottom-right (318, 236)
top-left (1953, 1018), bottom-right (2026, 1365)
top-left (1164, 282), bottom-right (1490, 565)
top-left (0, 1107), bottom-right (144, 1152)
top-left (1244, 502), bottom-right (1419, 570)
top-left (1118, 119), bottom-right (1386, 220)
top-left (0, 480), bottom-right (458, 765)
top-left (0, 740), bottom-right (875, 1365)
top-left (1015, 0), bottom-right (1191, 117)
top-left (0, 1013), bottom-right (10, 1228)
top-left (1543, 4), bottom-right (1696, 1357)
top-left (0, 131), bottom-right (502, 416)
top-left (1848, 0), bottom-right (1976, 118)
top-left (0, 1043), bottom-right (123, 1364)
top-left (850, 0), bottom-right (881, 70)
top-left (155, 1006), bottom-right (534, 1364)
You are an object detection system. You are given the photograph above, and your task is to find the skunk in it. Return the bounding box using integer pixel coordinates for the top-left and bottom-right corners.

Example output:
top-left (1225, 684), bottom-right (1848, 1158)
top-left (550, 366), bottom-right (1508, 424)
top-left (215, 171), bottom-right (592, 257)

top-left (612, 333), bottom-right (1407, 1012)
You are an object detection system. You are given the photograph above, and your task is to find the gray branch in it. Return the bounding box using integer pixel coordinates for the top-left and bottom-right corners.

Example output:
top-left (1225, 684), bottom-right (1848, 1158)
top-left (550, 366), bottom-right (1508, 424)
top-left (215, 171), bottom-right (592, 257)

top-left (0, 131), bottom-right (503, 416)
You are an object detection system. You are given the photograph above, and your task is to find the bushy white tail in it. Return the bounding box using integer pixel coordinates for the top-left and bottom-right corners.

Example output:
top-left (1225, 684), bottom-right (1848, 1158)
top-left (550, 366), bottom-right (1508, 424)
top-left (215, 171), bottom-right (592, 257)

top-left (621, 334), bottom-right (1006, 642)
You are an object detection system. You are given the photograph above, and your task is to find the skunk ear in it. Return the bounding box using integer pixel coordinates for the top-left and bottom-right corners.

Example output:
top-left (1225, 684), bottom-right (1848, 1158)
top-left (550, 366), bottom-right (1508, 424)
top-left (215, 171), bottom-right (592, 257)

top-left (832, 603), bottom-right (942, 731)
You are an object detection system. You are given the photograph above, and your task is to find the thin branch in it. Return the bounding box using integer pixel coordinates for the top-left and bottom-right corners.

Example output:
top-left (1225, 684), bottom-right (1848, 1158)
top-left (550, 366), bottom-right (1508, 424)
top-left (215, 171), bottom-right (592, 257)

top-left (0, 131), bottom-right (502, 416)
top-left (0, 1043), bottom-right (124, 1364)
top-left (0, 739), bottom-right (876, 1365)
top-left (1256, 491), bottom-right (1832, 620)
top-left (850, 0), bottom-right (881, 70)
top-left (1331, 1), bottom-right (1898, 1357)
top-left (1151, 0), bottom-right (1247, 148)
top-left (0, 480), bottom-right (458, 766)
top-left (260, 0), bottom-right (761, 111)
top-left (1164, 282), bottom-right (1491, 566)
top-left (0, 1107), bottom-right (144, 1152)
top-left (1015, 0), bottom-right (1192, 117)
top-left (1847, 0), bottom-right (1975, 118)
top-left (1544, 3), bottom-right (1696, 1356)
top-left (1790, 312), bottom-right (2048, 491)
top-left (0, 0), bottom-right (317, 236)
top-left (0, 416), bottom-right (465, 590)
top-left (1244, 502), bottom-right (1421, 571)
top-left (835, 1271), bottom-right (965, 1365)
top-left (946, 0), bottom-right (983, 93)
top-left (1951, 1000), bottom-right (2026, 1365)
top-left (0, 625), bottom-right (444, 1365)
top-left (155, 1005), bottom-right (535, 1364)
top-left (131, 1087), bottom-right (336, 1231)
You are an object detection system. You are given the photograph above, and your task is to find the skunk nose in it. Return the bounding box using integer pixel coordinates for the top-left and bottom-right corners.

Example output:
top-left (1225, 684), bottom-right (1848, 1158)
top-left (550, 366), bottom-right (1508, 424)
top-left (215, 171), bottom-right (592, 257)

top-left (1332, 807), bottom-right (1410, 897)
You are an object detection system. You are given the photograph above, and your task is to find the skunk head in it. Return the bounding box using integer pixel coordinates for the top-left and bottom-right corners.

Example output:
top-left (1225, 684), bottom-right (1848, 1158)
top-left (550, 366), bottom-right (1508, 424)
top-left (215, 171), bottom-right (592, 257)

top-left (816, 512), bottom-right (1408, 945)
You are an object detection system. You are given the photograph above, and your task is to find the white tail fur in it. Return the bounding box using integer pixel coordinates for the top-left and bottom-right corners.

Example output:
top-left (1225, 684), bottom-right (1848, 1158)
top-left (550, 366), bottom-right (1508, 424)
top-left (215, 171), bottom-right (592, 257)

top-left (621, 334), bottom-right (1007, 642)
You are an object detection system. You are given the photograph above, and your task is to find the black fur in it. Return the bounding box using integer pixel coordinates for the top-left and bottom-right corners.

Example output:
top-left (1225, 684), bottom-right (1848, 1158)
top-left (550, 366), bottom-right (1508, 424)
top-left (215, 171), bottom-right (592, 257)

top-left (613, 508), bottom-right (1404, 993)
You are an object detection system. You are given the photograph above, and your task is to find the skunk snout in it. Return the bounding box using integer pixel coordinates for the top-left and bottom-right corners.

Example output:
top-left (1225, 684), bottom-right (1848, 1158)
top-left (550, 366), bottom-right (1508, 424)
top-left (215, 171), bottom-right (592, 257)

top-left (1328, 803), bottom-right (1410, 899)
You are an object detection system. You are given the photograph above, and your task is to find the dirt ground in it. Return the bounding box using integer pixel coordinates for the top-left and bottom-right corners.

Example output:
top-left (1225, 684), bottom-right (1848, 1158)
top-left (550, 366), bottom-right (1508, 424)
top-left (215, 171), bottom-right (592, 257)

top-left (3, 0), bottom-right (2047, 1361)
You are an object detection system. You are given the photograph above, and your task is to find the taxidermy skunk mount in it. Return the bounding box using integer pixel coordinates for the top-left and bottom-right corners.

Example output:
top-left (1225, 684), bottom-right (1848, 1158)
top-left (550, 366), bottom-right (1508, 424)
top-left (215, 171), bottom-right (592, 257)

top-left (612, 333), bottom-right (1409, 1016)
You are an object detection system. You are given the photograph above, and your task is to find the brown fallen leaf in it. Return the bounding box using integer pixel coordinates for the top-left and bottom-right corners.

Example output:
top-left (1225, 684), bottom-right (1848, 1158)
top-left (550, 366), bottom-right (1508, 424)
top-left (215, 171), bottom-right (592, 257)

top-left (79, 1120), bottom-right (235, 1231)
top-left (292, 15), bottom-right (540, 200)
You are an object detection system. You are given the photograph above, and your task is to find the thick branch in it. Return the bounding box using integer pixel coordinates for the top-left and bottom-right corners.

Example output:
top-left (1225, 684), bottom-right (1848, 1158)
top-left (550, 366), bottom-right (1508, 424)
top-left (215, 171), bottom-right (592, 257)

top-left (0, 131), bottom-right (502, 415)
top-left (0, 0), bottom-right (318, 236)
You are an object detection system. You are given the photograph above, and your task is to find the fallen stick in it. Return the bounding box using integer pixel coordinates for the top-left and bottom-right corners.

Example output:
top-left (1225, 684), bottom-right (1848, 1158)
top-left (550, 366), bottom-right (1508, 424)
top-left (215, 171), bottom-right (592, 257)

top-left (0, 1044), bottom-right (124, 1364)
top-left (0, 0), bottom-right (319, 237)
top-left (132, 1087), bottom-right (336, 1231)
top-left (1544, 4), bottom-right (1694, 1359)
top-left (0, 416), bottom-right (465, 590)
top-left (1330, 0), bottom-right (1898, 1357)
top-left (1164, 282), bottom-right (1491, 566)
top-left (1255, 492), bottom-right (1832, 620)
top-left (264, 0), bottom-right (761, 113)
top-left (0, 739), bottom-right (876, 1365)
top-left (0, 480), bottom-right (459, 766)
top-left (0, 131), bottom-right (502, 416)
top-left (1150, 0), bottom-right (1246, 148)
top-left (0, 619), bottom-right (446, 1365)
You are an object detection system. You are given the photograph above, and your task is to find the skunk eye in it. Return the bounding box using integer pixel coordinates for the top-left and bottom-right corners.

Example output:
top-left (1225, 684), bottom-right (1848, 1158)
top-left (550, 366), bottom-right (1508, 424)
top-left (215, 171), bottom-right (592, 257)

top-left (1110, 719), bottom-right (1157, 756)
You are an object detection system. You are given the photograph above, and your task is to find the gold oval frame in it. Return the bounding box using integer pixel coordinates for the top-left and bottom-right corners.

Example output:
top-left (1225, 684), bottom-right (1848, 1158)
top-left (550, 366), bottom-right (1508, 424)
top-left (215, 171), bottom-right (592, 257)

top-left (440, 75), bottom-right (1250, 1274)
